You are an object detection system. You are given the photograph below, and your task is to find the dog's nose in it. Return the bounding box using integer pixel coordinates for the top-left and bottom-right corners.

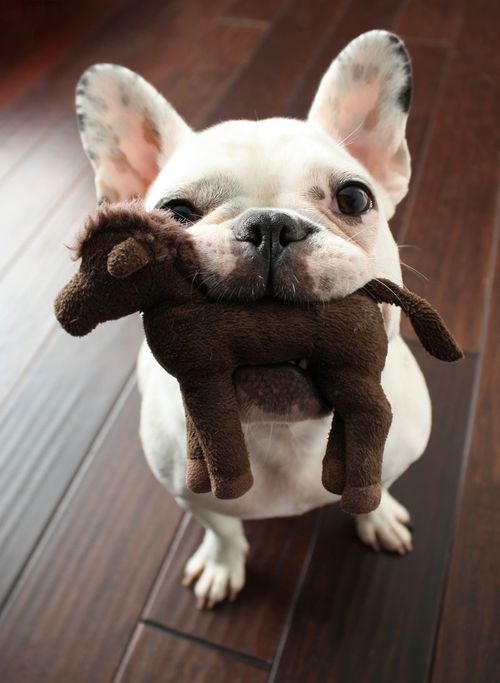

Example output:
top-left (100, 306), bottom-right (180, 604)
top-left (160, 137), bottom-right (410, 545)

top-left (234, 211), bottom-right (311, 262)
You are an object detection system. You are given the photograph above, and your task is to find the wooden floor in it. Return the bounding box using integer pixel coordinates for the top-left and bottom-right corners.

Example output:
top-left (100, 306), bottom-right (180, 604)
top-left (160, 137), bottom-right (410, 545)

top-left (0, 1), bottom-right (498, 681)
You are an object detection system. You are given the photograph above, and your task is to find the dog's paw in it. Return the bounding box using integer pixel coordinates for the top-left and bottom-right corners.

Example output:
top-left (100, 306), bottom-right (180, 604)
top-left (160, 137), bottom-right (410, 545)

top-left (182, 530), bottom-right (249, 609)
top-left (355, 489), bottom-right (412, 555)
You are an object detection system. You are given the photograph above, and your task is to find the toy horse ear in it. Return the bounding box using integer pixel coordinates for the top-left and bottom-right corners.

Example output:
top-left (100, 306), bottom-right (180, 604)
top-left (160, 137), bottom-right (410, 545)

top-left (107, 237), bottom-right (152, 278)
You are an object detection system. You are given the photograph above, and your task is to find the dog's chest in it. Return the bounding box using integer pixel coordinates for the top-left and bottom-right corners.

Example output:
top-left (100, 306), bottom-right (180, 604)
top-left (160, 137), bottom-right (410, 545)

top-left (199, 418), bottom-right (339, 519)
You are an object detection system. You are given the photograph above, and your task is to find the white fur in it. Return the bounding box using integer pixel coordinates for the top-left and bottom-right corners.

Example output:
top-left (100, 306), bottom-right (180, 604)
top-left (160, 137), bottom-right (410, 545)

top-left (78, 30), bottom-right (431, 608)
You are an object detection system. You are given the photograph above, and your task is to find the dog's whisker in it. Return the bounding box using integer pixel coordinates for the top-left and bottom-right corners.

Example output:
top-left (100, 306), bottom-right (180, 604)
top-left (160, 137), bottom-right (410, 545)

top-left (400, 260), bottom-right (428, 281)
top-left (367, 255), bottom-right (429, 282)
top-left (337, 121), bottom-right (364, 149)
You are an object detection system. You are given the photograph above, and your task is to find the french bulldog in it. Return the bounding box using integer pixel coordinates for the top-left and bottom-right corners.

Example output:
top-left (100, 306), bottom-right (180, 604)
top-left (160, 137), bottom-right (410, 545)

top-left (75, 30), bottom-right (431, 608)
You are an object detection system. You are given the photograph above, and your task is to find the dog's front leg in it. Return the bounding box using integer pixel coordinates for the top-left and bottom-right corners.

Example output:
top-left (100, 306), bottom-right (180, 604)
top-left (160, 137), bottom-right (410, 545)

top-left (176, 499), bottom-right (249, 609)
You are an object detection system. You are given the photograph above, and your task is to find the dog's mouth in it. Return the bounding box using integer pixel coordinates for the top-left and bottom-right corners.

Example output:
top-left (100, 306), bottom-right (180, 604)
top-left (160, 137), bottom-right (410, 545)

top-left (234, 360), bottom-right (331, 423)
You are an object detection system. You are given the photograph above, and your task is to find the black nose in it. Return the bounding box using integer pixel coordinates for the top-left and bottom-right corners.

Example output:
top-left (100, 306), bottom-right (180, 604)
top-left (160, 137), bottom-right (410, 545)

top-left (234, 211), bottom-right (311, 262)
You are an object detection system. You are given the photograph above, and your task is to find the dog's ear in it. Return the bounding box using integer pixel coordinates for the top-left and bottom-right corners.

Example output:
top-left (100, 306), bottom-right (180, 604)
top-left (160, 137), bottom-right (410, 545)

top-left (107, 237), bottom-right (152, 278)
top-left (309, 31), bottom-right (412, 208)
top-left (76, 64), bottom-right (192, 203)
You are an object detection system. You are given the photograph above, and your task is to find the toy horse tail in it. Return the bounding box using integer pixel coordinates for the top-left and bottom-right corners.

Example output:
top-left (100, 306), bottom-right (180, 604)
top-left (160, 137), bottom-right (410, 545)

top-left (362, 278), bottom-right (463, 362)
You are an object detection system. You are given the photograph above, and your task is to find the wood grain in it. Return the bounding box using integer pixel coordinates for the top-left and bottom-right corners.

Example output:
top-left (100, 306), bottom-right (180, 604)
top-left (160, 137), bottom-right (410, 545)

top-left (0, 0), bottom-right (176, 173)
top-left (0, 0), bottom-right (129, 107)
top-left (283, 0), bottom-right (404, 119)
top-left (145, 512), bottom-right (318, 663)
top-left (272, 345), bottom-right (477, 683)
top-left (0, 317), bottom-right (142, 607)
top-left (431, 243), bottom-right (500, 682)
top-left (224, 0), bottom-right (288, 22)
top-left (0, 173), bottom-right (95, 401)
top-left (116, 623), bottom-right (269, 682)
top-left (389, 41), bottom-right (448, 240)
top-left (0, 385), bottom-right (184, 683)
top-left (395, 0), bottom-right (466, 44)
top-left (206, 0), bottom-right (351, 122)
top-left (157, 19), bottom-right (267, 128)
top-left (399, 59), bottom-right (499, 352)
top-left (399, 0), bottom-right (500, 352)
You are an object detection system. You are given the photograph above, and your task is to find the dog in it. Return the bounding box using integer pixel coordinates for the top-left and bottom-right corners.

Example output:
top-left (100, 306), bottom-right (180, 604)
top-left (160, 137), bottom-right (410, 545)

top-left (75, 30), bottom-right (431, 608)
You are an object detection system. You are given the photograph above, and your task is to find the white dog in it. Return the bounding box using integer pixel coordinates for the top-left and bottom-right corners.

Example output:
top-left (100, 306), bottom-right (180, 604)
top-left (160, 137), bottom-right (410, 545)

top-left (76, 31), bottom-right (431, 608)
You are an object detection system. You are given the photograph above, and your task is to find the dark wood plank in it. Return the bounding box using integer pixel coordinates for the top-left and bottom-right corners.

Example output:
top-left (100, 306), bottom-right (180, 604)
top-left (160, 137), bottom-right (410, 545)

top-left (398, 0), bottom-right (500, 352)
top-left (0, 0), bottom-right (174, 171)
top-left (205, 0), bottom-right (351, 122)
top-left (283, 0), bottom-right (404, 119)
top-left (455, 0), bottom-right (500, 74)
top-left (0, 116), bottom-right (91, 275)
top-left (431, 245), bottom-right (500, 682)
top-left (395, 0), bottom-right (466, 44)
top-left (0, 317), bottom-right (142, 606)
top-left (223, 0), bottom-right (288, 22)
top-left (0, 384), bottom-right (184, 683)
top-left (272, 344), bottom-right (477, 683)
top-left (0, 0), bottom-right (129, 108)
top-left (0, 173), bottom-right (95, 401)
top-left (159, 18), bottom-right (267, 128)
top-left (389, 41), bottom-right (448, 240)
top-left (116, 623), bottom-right (269, 682)
top-left (399, 61), bottom-right (499, 352)
top-left (144, 512), bottom-right (318, 663)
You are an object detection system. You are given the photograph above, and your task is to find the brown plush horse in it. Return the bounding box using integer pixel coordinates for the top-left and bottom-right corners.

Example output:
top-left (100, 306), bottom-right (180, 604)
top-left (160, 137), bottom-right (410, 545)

top-left (55, 201), bottom-right (462, 514)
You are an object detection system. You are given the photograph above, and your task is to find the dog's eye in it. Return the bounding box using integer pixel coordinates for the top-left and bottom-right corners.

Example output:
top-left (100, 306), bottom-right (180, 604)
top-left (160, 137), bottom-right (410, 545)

top-left (335, 183), bottom-right (373, 216)
top-left (156, 199), bottom-right (200, 224)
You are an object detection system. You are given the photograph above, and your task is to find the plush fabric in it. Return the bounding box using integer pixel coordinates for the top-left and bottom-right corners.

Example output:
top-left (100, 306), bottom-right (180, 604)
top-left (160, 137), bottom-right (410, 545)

top-left (55, 201), bottom-right (463, 514)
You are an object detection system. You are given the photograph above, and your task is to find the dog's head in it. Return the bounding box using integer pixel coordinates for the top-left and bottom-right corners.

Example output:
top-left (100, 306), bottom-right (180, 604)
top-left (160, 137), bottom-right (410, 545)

top-left (75, 30), bottom-right (412, 421)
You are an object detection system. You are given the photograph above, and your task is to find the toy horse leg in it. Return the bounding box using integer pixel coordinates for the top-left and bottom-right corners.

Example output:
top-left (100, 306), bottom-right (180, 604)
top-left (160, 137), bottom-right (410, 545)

top-left (306, 364), bottom-right (346, 494)
top-left (179, 373), bottom-right (253, 500)
top-left (323, 411), bottom-right (346, 494)
top-left (331, 370), bottom-right (392, 514)
top-left (185, 411), bottom-right (211, 494)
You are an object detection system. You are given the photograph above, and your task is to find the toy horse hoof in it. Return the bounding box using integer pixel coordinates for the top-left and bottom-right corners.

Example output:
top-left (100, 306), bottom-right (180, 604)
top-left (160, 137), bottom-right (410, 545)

top-left (321, 459), bottom-right (346, 495)
top-left (186, 459), bottom-right (212, 494)
top-left (341, 483), bottom-right (381, 515)
top-left (212, 470), bottom-right (254, 500)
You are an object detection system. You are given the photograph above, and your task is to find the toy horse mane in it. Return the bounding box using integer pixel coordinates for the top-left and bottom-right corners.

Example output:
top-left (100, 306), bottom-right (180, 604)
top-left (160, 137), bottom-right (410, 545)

top-left (71, 199), bottom-right (181, 261)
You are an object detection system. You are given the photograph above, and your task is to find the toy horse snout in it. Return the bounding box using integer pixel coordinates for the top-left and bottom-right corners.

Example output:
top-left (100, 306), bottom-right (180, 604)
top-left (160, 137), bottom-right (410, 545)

top-left (54, 273), bottom-right (100, 337)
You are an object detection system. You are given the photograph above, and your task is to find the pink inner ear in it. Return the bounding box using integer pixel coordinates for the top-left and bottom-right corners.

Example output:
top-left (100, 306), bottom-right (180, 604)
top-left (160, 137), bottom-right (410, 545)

top-left (95, 110), bottom-right (164, 201)
top-left (335, 82), bottom-right (381, 143)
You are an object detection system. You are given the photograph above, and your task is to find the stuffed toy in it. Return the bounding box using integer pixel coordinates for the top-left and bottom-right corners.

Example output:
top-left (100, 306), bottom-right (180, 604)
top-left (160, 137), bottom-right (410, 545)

top-left (55, 201), bottom-right (462, 514)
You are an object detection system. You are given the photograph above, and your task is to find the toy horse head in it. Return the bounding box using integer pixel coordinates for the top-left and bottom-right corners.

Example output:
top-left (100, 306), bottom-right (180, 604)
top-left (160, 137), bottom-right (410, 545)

top-left (55, 201), bottom-right (197, 336)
